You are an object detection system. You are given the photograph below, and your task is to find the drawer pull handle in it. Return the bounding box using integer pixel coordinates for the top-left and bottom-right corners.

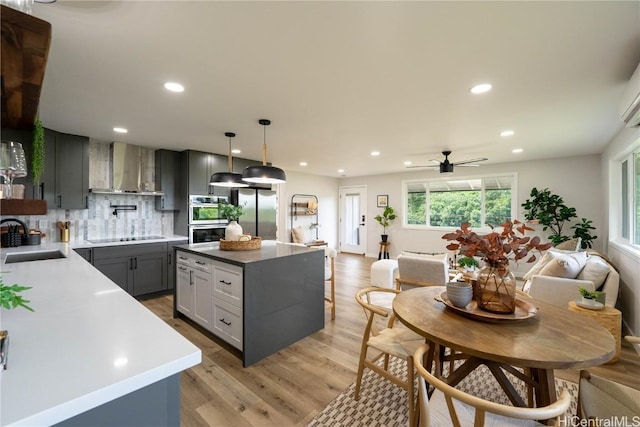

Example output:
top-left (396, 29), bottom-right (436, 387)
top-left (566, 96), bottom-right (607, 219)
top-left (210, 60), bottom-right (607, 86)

top-left (178, 256), bottom-right (188, 260)
top-left (195, 261), bottom-right (206, 265)
top-left (178, 266), bottom-right (187, 271)
top-left (219, 318), bottom-right (231, 326)
top-left (220, 280), bottom-right (231, 285)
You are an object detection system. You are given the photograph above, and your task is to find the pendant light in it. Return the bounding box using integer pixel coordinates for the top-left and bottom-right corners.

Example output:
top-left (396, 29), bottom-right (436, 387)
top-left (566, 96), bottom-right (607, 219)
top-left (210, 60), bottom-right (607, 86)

top-left (209, 132), bottom-right (249, 188)
top-left (242, 119), bottom-right (286, 184)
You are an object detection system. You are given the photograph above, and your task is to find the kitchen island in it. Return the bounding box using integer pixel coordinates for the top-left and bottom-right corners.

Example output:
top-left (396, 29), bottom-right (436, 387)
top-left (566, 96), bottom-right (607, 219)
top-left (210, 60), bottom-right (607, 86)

top-left (0, 243), bottom-right (200, 426)
top-left (174, 241), bottom-right (324, 366)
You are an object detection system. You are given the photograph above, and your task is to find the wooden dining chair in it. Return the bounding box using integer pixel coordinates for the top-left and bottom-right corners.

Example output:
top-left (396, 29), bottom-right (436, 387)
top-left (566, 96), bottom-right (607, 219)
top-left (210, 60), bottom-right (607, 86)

top-left (354, 287), bottom-right (424, 427)
top-left (414, 343), bottom-right (571, 426)
top-left (324, 247), bottom-right (337, 320)
top-left (577, 336), bottom-right (640, 421)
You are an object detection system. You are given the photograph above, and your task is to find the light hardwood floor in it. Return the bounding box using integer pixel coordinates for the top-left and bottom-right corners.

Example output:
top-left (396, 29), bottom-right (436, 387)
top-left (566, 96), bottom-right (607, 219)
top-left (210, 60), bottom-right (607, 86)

top-left (142, 253), bottom-right (640, 427)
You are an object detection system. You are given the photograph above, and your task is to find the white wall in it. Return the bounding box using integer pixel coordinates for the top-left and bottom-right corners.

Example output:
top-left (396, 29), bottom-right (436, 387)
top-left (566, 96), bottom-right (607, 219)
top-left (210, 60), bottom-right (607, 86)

top-left (339, 154), bottom-right (603, 268)
top-left (276, 171), bottom-right (339, 247)
top-left (602, 126), bottom-right (640, 335)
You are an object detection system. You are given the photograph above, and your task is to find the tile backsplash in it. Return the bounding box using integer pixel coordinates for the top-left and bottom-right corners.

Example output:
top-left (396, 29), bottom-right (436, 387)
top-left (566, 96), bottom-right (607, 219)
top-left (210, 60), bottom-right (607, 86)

top-left (1, 194), bottom-right (178, 243)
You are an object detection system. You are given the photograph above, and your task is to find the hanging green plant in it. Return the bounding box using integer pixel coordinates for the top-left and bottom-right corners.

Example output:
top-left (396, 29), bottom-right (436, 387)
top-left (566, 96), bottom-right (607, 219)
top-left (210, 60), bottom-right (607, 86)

top-left (32, 118), bottom-right (45, 185)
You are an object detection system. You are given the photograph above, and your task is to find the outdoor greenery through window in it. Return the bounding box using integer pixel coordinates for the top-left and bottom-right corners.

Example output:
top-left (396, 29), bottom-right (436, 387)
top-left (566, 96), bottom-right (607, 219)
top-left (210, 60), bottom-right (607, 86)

top-left (620, 149), bottom-right (640, 246)
top-left (405, 174), bottom-right (516, 229)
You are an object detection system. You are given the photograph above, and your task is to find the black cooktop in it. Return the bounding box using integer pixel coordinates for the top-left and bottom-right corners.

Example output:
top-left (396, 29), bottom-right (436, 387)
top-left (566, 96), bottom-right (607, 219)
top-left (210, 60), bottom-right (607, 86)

top-left (88, 236), bottom-right (165, 244)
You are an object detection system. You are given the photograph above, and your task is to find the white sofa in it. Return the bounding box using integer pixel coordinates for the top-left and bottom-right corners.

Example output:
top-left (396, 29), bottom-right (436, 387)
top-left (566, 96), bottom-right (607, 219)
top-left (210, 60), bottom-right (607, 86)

top-left (522, 250), bottom-right (619, 309)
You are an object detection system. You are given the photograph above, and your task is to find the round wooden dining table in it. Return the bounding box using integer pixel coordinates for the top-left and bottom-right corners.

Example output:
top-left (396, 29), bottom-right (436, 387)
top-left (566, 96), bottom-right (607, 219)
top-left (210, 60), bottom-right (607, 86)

top-left (393, 286), bottom-right (615, 415)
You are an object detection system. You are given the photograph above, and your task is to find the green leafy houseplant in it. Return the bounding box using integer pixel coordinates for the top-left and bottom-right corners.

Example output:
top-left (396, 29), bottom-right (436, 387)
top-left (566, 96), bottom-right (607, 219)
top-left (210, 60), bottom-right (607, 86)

top-left (31, 118), bottom-right (45, 186)
top-left (219, 202), bottom-right (245, 222)
top-left (374, 206), bottom-right (397, 235)
top-left (0, 277), bottom-right (34, 312)
top-left (457, 256), bottom-right (479, 270)
top-left (521, 187), bottom-right (597, 248)
top-left (578, 286), bottom-right (601, 300)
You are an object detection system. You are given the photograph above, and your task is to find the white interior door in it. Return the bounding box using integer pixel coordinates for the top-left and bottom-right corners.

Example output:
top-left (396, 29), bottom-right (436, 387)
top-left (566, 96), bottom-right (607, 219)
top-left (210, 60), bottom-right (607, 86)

top-left (339, 186), bottom-right (367, 254)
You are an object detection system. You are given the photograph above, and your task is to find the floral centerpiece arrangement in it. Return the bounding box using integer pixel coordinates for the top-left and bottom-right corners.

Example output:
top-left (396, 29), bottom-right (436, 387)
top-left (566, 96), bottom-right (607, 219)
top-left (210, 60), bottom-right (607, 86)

top-left (442, 220), bottom-right (552, 314)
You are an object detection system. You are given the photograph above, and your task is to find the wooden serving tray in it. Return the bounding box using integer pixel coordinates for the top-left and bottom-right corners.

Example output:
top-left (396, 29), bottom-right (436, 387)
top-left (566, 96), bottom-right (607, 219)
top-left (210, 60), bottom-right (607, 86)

top-left (439, 291), bottom-right (537, 323)
top-left (219, 236), bottom-right (261, 251)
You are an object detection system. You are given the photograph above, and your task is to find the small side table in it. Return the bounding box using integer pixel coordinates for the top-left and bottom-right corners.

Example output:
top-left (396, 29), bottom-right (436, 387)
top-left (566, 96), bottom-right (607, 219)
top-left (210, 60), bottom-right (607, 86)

top-left (378, 241), bottom-right (390, 260)
top-left (568, 301), bottom-right (622, 364)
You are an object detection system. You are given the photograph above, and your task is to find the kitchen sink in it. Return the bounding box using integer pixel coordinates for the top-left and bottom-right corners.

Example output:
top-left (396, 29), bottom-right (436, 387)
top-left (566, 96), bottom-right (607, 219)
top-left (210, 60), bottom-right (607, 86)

top-left (5, 250), bottom-right (67, 264)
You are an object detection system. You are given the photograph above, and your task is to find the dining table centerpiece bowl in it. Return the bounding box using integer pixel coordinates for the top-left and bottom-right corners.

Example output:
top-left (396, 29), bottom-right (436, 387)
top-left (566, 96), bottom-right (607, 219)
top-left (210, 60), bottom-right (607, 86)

top-left (442, 220), bottom-right (552, 314)
top-left (445, 282), bottom-right (473, 308)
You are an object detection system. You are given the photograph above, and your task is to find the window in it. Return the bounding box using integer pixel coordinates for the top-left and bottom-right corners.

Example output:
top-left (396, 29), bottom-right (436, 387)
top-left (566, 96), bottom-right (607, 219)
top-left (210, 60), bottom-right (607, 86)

top-left (404, 174), bottom-right (516, 229)
top-left (620, 149), bottom-right (640, 246)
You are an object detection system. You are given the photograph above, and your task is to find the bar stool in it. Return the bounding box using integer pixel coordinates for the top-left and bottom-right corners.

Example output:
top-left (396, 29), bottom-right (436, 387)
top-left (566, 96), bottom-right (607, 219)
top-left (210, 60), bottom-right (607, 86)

top-left (378, 241), bottom-right (390, 260)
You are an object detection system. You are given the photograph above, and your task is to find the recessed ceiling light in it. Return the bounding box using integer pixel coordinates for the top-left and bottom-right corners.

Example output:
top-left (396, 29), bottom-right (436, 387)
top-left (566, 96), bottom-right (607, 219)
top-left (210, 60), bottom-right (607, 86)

top-left (337, 169), bottom-right (344, 173)
top-left (231, 149), bottom-right (241, 154)
top-left (470, 83), bottom-right (492, 94)
top-left (404, 161), bottom-right (412, 166)
top-left (113, 127), bottom-right (128, 133)
top-left (164, 82), bottom-right (184, 93)
top-left (500, 130), bottom-right (515, 137)
top-left (299, 162), bottom-right (307, 166)
top-left (371, 151), bottom-right (380, 156)
top-left (512, 148), bottom-right (523, 154)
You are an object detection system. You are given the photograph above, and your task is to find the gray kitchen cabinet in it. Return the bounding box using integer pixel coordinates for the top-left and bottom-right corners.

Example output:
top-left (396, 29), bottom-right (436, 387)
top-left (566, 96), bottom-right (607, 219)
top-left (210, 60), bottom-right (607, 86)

top-left (55, 132), bottom-right (89, 209)
top-left (155, 149), bottom-right (180, 211)
top-left (73, 247), bottom-right (93, 263)
top-left (185, 150), bottom-right (227, 196)
top-left (167, 240), bottom-right (188, 290)
top-left (93, 243), bottom-right (168, 296)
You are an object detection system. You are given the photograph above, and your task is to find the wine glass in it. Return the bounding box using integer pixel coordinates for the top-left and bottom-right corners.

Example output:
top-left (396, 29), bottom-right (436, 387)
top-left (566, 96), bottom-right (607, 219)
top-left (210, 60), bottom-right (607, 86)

top-left (0, 141), bottom-right (28, 199)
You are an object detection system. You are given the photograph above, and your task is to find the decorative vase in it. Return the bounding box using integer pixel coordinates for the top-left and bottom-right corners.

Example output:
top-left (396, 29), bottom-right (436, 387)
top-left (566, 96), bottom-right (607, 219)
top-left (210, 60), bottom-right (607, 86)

top-left (225, 220), bottom-right (243, 241)
top-left (476, 260), bottom-right (516, 314)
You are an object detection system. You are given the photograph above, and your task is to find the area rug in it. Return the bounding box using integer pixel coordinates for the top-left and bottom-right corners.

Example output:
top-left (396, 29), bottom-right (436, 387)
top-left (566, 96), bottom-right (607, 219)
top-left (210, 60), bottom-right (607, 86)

top-left (307, 358), bottom-right (578, 427)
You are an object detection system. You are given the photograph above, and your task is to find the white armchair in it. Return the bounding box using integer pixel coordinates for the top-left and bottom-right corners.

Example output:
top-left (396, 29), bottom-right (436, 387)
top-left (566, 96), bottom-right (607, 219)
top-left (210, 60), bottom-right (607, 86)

top-left (523, 252), bottom-right (619, 308)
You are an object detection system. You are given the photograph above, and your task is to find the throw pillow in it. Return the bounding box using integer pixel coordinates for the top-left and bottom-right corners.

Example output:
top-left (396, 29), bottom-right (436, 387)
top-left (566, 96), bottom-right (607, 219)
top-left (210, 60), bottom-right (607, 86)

top-left (538, 251), bottom-right (588, 279)
top-left (554, 237), bottom-right (582, 251)
top-left (576, 256), bottom-right (611, 290)
top-left (522, 251), bottom-right (555, 281)
top-left (291, 226), bottom-right (305, 244)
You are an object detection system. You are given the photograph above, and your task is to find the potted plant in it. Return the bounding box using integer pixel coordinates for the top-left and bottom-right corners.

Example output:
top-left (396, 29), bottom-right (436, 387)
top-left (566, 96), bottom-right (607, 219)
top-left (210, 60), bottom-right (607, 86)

top-left (442, 220), bottom-right (552, 313)
top-left (521, 187), bottom-right (597, 248)
top-left (374, 206), bottom-right (397, 242)
top-left (220, 202), bottom-right (246, 241)
top-left (457, 256), bottom-right (479, 271)
top-left (31, 118), bottom-right (45, 199)
top-left (578, 286), bottom-right (603, 306)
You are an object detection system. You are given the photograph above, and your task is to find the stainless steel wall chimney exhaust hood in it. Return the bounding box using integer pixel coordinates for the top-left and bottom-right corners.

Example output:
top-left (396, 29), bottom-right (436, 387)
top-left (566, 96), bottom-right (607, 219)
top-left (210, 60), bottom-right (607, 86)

top-left (89, 142), bottom-right (164, 195)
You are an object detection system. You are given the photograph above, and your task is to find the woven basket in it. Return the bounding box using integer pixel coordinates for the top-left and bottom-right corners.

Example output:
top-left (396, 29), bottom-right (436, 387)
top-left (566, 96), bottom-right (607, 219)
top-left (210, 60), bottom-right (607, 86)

top-left (219, 236), bottom-right (262, 251)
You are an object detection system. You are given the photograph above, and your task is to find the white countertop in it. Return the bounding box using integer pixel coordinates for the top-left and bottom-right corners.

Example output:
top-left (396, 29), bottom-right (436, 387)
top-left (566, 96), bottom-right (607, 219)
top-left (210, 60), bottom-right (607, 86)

top-left (0, 242), bottom-right (201, 426)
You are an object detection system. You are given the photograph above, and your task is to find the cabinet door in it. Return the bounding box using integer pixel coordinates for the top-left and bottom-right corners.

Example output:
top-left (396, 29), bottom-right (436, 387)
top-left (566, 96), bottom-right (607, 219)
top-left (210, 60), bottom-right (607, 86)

top-left (155, 150), bottom-right (180, 210)
top-left (41, 128), bottom-right (58, 205)
top-left (213, 263), bottom-right (243, 308)
top-left (132, 251), bottom-right (167, 296)
top-left (212, 298), bottom-right (243, 350)
top-left (93, 256), bottom-right (132, 293)
top-left (176, 264), bottom-right (193, 316)
top-left (167, 242), bottom-right (188, 291)
top-left (73, 247), bottom-right (93, 263)
top-left (192, 268), bottom-right (213, 329)
top-left (55, 132), bottom-right (89, 209)
top-left (187, 151), bottom-right (210, 196)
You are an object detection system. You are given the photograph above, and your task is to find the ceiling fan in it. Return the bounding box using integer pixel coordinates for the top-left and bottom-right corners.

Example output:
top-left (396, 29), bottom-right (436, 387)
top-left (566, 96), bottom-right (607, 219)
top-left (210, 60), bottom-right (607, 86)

top-left (407, 150), bottom-right (488, 173)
